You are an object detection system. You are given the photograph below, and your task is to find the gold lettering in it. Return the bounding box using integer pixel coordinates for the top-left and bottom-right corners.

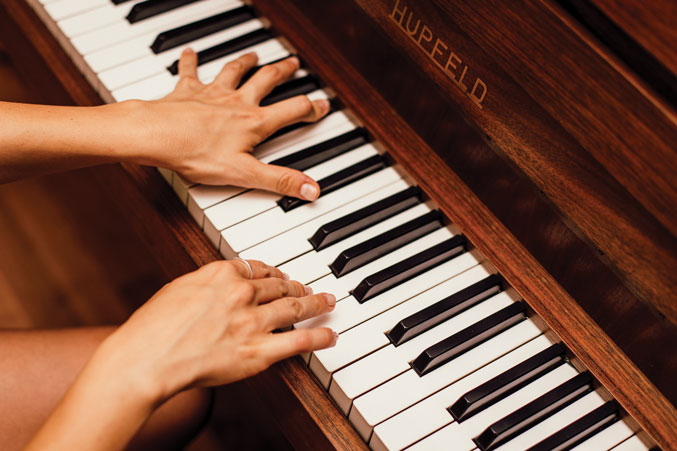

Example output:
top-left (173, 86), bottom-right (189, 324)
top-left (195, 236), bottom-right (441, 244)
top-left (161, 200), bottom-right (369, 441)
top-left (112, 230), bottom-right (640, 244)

top-left (470, 79), bottom-right (487, 106)
top-left (390, 1), bottom-right (487, 109)
top-left (405, 12), bottom-right (421, 36)
top-left (431, 38), bottom-right (447, 65)
top-left (417, 25), bottom-right (433, 46)
top-left (457, 65), bottom-right (468, 92)
top-left (390, 0), bottom-right (407, 26)
top-left (445, 52), bottom-right (462, 78)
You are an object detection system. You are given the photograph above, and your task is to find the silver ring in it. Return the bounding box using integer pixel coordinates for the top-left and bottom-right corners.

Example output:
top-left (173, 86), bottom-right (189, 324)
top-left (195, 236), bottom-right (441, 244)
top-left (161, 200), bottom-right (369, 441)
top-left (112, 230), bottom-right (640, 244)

top-left (234, 257), bottom-right (254, 279)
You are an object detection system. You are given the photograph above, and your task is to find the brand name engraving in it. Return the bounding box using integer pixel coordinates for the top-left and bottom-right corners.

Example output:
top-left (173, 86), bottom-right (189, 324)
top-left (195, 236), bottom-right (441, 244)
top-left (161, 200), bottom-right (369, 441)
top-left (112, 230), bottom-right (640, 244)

top-left (390, 0), bottom-right (487, 108)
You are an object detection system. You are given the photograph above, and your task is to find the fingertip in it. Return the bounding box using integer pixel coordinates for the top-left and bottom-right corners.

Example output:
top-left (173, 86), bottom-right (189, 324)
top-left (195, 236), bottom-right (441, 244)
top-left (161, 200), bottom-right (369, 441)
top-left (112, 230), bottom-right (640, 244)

top-left (300, 182), bottom-right (319, 201)
top-left (287, 56), bottom-right (300, 68)
top-left (330, 329), bottom-right (339, 347)
top-left (315, 98), bottom-right (330, 116)
top-left (182, 47), bottom-right (195, 55)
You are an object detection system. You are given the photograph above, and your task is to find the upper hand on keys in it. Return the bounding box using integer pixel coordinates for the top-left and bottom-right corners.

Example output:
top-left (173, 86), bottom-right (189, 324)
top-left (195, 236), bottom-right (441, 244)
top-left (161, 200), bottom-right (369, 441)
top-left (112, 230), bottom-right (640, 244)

top-left (139, 50), bottom-right (329, 201)
top-left (97, 259), bottom-right (337, 403)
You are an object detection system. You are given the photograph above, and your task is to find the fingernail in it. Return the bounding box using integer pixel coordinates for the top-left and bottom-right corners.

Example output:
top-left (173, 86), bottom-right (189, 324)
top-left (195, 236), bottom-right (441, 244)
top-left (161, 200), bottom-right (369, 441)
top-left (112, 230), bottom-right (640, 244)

top-left (300, 183), bottom-right (319, 201)
top-left (331, 330), bottom-right (339, 346)
top-left (324, 293), bottom-right (336, 307)
top-left (288, 56), bottom-right (300, 67)
top-left (282, 272), bottom-right (290, 281)
top-left (182, 47), bottom-right (195, 55)
top-left (304, 285), bottom-right (313, 296)
top-left (316, 98), bottom-right (330, 113)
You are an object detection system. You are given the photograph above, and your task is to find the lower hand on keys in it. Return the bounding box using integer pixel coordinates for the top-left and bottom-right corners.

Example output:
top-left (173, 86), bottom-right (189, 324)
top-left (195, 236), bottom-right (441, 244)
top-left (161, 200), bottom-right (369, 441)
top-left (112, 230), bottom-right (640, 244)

top-left (139, 50), bottom-right (329, 201)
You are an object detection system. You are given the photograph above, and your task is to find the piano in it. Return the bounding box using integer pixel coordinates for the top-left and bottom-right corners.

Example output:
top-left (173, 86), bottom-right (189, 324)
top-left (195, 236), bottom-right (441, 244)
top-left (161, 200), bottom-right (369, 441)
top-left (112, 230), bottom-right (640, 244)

top-left (1, 0), bottom-right (675, 449)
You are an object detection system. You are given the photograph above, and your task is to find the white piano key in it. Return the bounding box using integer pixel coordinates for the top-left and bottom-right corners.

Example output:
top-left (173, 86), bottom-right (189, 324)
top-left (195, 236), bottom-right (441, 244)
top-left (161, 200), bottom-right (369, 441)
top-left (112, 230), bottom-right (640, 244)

top-left (157, 167), bottom-right (173, 184)
top-left (76, 0), bottom-right (240, 57)
top-left (495, 390), bottom-right (606, 451)
top-left (172, 173), bottom-right (195, 205)
top-left (239, 180), bottom-right (412, 266)
top-left (296, 250), bottom-right (483, 335)
top-left (569, 418), bottom-right (636, 451)
top-left (369, 334), bottom-right (554, 451)
top-left (218, 166), bottom-right (404, 256)
top-left (187, 122), bottom-right (358, 225)
top-left (279, 202), bottom-right (433, 284)
top-left (405, 364), bottom-right (579, 451)
top-left (45, 0), bottom-right (108, 22)
top-left (330, 292), bottom-right (516, 420)
top-left (83, 0), bottom-right (242, 71)
top-left (307, 226), bottom-right (455, 300)
top-left (57, 1), bottom-right (145, 38)
top-left (101, 19), bottom-right (264, 91)
top-left (203, 144), bottom-right (379, 235)
top-left (610, 435), bottom-right (652, 451)
top-left (308, 264), bottom-right (495, 388)
top-left (352, 317), bottom-right (544, 441)
top-left (111, 39), bottom-right (285, 101)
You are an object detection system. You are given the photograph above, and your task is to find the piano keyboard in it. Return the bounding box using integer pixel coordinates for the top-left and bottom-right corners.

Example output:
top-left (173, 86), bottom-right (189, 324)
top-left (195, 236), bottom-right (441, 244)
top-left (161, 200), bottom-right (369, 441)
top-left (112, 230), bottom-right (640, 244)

top-left (28, 0), bottom-right (655, 449)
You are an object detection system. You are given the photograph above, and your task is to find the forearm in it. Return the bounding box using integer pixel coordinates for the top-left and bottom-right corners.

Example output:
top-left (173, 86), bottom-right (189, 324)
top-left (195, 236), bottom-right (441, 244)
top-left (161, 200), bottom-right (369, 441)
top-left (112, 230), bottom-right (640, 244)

top-left (25, 331), bottom-right (163, 451)
top-left (0, 101), bottom-right (148, 183)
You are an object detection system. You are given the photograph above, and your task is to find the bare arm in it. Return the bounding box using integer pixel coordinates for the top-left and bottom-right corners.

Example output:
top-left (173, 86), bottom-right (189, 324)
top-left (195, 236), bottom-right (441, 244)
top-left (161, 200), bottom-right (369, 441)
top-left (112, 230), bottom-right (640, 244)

top-left (26, 260), bottom-right (337, 450)
top-left (0, 51), bottom-right (328, 200)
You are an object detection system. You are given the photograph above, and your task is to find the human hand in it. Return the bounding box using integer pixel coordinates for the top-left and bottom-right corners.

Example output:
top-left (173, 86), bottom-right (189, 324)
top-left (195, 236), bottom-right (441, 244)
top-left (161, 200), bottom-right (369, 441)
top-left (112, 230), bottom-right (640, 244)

top-left (134, 50), bottom-right (329, 201)
top-left (97, 259), bottom-right (337, 404)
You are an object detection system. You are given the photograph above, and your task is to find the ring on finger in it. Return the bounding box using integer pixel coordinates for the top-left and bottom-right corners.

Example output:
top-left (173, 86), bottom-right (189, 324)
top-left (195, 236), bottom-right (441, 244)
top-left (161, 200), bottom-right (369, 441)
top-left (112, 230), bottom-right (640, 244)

top-left (234, 257), bottom-right (254, 279)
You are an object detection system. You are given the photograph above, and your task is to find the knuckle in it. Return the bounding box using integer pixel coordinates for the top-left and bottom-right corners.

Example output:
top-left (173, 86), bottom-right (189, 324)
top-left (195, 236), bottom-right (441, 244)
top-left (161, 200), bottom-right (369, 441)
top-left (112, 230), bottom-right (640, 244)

top-left (296, 96), bottom-right (313, 115)
top-left (227, 60), bottom-right (244, 73)
top-left (233, 281), bottom-right (256, 300)
top-left (261, 64), bottom-right (280, 78)
top-left (274, 171), bottom-right (298, 195)
top-left (284, 297), bottom-right (304, 322)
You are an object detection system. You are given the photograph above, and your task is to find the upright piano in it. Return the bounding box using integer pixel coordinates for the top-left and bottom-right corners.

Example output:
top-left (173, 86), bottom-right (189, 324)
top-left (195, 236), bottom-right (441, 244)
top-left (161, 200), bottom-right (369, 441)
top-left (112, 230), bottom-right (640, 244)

top-left (1, 0), bottom-right (675, 449)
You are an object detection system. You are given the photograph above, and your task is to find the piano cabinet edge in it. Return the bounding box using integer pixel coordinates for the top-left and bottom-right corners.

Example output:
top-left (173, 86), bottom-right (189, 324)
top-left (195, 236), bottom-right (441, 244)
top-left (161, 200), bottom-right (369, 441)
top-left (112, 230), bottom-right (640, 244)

top-left (249, 0), bottom-right (677, 449)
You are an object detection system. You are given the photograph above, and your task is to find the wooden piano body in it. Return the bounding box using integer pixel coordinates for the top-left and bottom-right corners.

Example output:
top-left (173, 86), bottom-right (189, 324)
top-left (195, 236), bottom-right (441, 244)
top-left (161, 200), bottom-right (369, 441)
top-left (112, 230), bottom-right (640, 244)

top-left (1, 0), bottom-right (675, 449)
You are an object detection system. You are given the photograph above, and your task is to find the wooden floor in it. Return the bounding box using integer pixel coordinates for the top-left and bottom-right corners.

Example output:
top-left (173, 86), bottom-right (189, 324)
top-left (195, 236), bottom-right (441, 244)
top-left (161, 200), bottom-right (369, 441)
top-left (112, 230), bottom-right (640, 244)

top-left (0, 47), bottom-right (291, 450)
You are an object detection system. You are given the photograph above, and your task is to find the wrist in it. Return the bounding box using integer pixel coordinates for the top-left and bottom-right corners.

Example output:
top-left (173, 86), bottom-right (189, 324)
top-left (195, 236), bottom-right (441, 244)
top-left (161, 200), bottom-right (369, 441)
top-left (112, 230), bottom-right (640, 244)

top-left (90, 327), bottom-right (170, 409)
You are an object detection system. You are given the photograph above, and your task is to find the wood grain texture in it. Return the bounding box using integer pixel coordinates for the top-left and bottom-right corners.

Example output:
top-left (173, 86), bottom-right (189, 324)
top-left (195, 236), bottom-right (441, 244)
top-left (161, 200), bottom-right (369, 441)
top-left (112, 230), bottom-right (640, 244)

top-left (353, 0), bottom-right (677, 331)
top-left (589, 0), bottom-right (677, 78)
top-left (251, 0), bottom-right (677, 448)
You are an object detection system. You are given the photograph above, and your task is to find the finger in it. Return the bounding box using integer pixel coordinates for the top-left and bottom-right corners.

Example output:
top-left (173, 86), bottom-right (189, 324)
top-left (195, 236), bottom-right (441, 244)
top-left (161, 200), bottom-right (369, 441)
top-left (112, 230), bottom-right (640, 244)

top-left (260, 328), bottom-right (338, 363)
top-left (178, 47), bottom-right (198, 80)
top-left (212, 52), bottom-right (259, 90)
top-left (231, 259), bottom-right (285, 280)
top-left (259, 293), bottom-right (336, 330)
top-left (261, 96), bottom-right (330, 135)
top-left (239, 156), bottom-right (320, 201)
top-left (238, 56), bottom-right (300, 104)
top-left (250, 277), bottom-right (310, 304)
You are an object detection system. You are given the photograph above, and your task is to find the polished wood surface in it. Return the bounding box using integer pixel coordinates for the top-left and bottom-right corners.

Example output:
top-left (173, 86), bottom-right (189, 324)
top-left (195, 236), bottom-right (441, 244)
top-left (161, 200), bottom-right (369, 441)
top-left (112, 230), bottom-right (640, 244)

top-left (1, 0), bottom-right (675, 449)
top-left (250, 0), bottom-right (676, 447)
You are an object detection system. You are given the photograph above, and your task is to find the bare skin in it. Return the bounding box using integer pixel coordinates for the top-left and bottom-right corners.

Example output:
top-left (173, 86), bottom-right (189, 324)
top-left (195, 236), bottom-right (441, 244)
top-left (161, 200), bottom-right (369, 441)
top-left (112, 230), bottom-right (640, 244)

top-left (0, 50), bottom-right (338, 450)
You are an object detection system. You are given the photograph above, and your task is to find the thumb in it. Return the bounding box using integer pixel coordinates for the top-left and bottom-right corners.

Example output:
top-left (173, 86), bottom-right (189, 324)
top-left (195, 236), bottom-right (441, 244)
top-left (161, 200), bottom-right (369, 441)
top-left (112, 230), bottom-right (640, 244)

top-left (245, 158), bottom-right (320, 201)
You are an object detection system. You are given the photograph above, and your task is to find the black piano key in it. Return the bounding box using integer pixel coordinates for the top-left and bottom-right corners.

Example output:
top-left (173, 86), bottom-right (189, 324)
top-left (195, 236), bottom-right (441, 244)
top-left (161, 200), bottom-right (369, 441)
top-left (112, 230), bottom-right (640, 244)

top-left (474, 372), bottom-right (594, 451)
top-left (112, 0), bottom-right (133, 4)
top-left (527, 401), bottom-right (620, 451)
top-left (353, 235), bottom-right (468, 303)
top-left (268, 128), bottom-right (368, 171)
top-left (277, 154), bottom-right (387, 212)
top-left (262, 99), bottom-right (340, 144)
top-left (260, 75), bottom-right (321, 107)
top-left (151, 6), bottom-right (256, 54)
top-left (388, 274), bottom-right (503, 347)
top-left (448, 343), bottom-right (566, 422)
top-left (411, 301), bottom-right (526, 377)
top-left (330, 210), bottom-right (443, 278)
top-left (127, 0), bottom-right (200, 24)
top-left (309, 186), bottom-right (422, 251)
top-left (167, 28), bottom-right (273, 75)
